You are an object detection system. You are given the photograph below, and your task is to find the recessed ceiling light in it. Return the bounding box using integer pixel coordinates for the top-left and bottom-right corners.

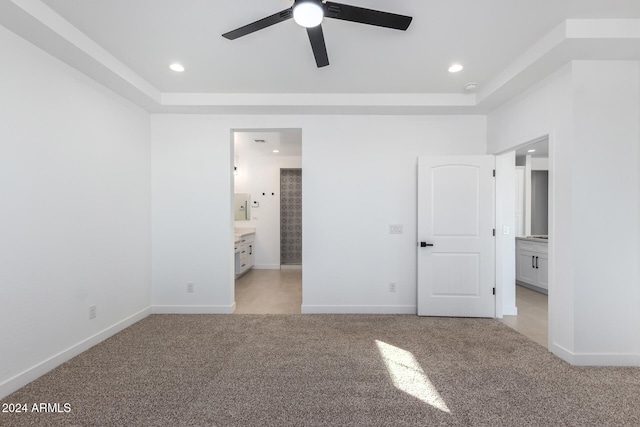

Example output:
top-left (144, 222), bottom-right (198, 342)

top-left (448, 64), bottom-right (463, 73)
top-left (273, 150), bottom-right (280, 153)
top-left (528, 149), bottom-right (536, 153)
top-left (169, 63), bottom-right (185, 72)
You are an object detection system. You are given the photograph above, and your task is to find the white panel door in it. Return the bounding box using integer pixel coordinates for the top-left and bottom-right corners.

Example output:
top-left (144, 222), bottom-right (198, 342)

top-left (417, 156), bottom-right (495, 317)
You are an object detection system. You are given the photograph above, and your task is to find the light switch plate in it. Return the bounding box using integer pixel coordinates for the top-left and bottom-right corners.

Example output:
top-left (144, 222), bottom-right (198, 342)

top-left (389, 224), bottom-right (403, 234)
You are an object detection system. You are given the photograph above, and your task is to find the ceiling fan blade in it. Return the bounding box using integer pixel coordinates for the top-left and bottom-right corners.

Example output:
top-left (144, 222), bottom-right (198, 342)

top-left (323, 2), bottom-right (412, 31)
top-left (222, 8), bottom-right (293, 40)
top-left (306, 25), bottom-right (329, 68)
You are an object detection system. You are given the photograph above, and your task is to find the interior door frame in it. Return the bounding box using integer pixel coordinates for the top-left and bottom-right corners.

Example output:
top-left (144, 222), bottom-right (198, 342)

top-left (494, 133), bottom-right (553, 349)
top-left (230, 127), bottom-right (304, 312)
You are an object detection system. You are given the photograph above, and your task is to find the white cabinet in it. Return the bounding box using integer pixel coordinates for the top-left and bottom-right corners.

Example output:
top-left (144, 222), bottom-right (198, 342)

top-left (516, 238), bottom-right (548, 294)
top-left (235, 233), bottom-right (255, 277)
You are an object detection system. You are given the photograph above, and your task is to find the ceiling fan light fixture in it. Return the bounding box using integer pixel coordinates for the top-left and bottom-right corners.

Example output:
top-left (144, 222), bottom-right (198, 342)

top-left (222, 1), bottom-right (412, 68)
top-left (293, 0), bottom-right (324, 28)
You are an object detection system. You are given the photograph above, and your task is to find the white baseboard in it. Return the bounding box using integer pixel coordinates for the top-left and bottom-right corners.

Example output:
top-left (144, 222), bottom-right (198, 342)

top-left (151, 304), bottom-right (235, 314)
top-left (502, 305), bottom-right (518, 316)
top-left (301, 305), bottom-right (416, 314)
top-left (0, 307), bottom-right (150, 399)
top-left (280, 264), bottom-right (302, 270)
top-left (550, 342), bottom-right (640, 366)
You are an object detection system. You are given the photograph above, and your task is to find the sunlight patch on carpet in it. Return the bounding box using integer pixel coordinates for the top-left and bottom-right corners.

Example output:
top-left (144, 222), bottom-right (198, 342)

top-left (375, 340), bottom-right (451, 413)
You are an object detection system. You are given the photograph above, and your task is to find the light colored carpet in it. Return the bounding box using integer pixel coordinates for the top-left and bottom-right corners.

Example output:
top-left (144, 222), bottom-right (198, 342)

top-left (2, 314), bottom-right (639, 426)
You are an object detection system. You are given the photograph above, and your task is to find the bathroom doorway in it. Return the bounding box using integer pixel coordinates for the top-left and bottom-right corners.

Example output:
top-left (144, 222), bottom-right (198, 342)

top-left (499, 136), bottom-right (550, 348)
top-left (232, 128), bottom-right (303, 313)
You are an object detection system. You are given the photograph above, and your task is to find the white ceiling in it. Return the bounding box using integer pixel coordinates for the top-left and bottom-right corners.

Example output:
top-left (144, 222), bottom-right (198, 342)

top-left (234, 129), bottom-right (302, 158)
top-left (2, 0), bottom-right (639, 113)
top-left (514, 137), bottom-right (549, 160)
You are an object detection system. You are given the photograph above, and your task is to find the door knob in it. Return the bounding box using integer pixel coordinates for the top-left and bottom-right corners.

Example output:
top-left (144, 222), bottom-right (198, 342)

top-left (420, 242), bottom-right (434, 247)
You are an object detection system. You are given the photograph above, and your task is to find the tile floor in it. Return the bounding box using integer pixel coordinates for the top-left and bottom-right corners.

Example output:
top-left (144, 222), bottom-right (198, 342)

top-left (234, 268), bottom-right (302, 314)
top-left (500, 285), bottom-right (549, 348)
top-left (234, 270), bottom-right (548, 348)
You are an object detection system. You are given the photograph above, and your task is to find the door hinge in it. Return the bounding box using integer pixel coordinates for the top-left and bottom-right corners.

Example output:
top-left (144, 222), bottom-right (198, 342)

top-left (492, 228), bottom-right (496, 236)
top-left (493, 287), bottom-right (496, 295)
top-left (492, 169), bottom-right (496, 177)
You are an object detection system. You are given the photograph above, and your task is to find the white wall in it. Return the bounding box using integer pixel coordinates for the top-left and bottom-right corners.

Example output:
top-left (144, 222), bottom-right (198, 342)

top-left (234, 153), bottom-right (302, 269)
top-left (151, 116), bottom-right (234, 313)
top-left (0, 26), bottom-right (151, 397)
top-left (151, 115), bottom-right (486, 314)
top-left (488, 61), bottom-right (640, 365)
top-left (570, 61), bottom-right (639, 360)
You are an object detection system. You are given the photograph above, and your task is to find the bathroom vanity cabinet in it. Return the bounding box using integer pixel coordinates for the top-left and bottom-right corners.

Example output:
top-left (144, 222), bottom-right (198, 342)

top-left (234, 231), bottom-right (255, 277)
top-left (516, 237), bottom-right (548, 294)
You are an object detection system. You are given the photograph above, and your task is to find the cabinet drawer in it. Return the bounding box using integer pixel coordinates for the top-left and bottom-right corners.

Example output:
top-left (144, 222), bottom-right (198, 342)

top-left (517, 240), bottom-right (547, 254)
top-left (238, 235), bottom-right (255, 245)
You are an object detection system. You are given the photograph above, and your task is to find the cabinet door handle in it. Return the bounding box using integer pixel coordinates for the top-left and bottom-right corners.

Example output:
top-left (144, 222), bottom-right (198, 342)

top-left (532, 256), bottom-right (535, 269)
top-left (535, 256), bottom-right (539, 269)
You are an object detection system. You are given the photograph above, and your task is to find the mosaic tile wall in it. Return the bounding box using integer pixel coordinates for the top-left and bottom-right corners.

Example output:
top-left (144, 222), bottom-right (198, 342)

top-left (280, 168), bottom-right (302, 265)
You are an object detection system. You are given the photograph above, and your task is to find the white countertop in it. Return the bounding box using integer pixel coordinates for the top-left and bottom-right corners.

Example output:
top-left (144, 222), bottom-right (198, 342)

top-left (234, 228), bottom-right (256, 244)
top-left (235, 227), bottom-right (256, 237)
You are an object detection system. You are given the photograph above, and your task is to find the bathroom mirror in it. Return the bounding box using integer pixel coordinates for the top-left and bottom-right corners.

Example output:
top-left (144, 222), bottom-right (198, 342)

top-left (234, 193), bottom-right (251, 221)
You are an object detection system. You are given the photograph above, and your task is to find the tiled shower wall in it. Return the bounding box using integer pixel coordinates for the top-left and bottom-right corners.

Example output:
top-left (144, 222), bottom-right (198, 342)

top-left (280, 168), bottom-right (302, 265)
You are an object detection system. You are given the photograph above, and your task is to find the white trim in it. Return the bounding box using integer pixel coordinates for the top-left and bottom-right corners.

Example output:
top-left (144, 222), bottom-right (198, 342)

top-left (280, 264), bottom-right (302, 270)
top-left (550, 342), bottom-right (640, 366)
top-left (301, 305), bottom-right (416, 314)
top-left (0, 307), bottom-right (150, 399)
top-left (151, 304), bottom-right (235, 314)
top-left (162, 92), bottom-right (476, 108)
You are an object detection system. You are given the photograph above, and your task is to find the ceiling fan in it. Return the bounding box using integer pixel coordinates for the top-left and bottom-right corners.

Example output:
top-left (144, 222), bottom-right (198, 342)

top-left (222, 0), bottom-right (412, 68)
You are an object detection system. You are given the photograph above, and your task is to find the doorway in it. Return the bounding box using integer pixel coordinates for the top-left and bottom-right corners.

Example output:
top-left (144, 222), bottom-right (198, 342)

top-left (232, 128), bottom-right (303, 313)
top-left (500, 136), bottom-right (550, 347)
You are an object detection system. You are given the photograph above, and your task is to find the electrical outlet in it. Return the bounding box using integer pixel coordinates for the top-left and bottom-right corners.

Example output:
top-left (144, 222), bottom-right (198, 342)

top-left (89, 304), bottom-right (97, 319)
top-left (187, 283), bottom-right (194, 293)
top-left (389, 282), bottom-right (397, 292)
